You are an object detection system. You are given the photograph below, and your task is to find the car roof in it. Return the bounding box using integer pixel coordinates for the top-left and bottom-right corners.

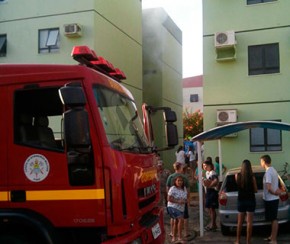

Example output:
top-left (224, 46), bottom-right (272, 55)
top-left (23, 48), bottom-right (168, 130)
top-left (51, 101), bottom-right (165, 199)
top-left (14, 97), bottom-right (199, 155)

top-left (226, 165), bottom-right (265, 175)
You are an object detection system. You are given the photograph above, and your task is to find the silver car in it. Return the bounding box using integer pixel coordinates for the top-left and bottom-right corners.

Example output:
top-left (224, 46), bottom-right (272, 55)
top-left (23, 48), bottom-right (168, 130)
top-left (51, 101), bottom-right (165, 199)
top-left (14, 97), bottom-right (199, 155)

top-left (219, 166), bottom-right (290, 235)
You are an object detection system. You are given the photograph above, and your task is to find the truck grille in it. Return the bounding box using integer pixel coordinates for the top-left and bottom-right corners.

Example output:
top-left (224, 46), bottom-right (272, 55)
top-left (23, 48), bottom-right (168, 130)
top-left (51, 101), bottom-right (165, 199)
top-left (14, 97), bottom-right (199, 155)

top-left (139, 195), bottom-right (156, 209)
top-left (138, 183), bottom-right (157, 209)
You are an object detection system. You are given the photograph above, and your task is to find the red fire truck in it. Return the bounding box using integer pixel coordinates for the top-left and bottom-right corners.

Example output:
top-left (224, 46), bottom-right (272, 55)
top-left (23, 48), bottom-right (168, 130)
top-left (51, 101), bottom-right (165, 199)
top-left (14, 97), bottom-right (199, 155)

top-left (0, 46), bottom-right (178, 243)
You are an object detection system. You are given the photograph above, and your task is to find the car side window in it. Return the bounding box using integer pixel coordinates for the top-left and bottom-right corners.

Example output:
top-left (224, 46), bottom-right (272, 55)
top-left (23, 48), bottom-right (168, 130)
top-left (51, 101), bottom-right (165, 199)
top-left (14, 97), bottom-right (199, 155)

top-left (224, 175), bottom-right (238, 192)
top-left (254, 172), bottom-right (264, 190)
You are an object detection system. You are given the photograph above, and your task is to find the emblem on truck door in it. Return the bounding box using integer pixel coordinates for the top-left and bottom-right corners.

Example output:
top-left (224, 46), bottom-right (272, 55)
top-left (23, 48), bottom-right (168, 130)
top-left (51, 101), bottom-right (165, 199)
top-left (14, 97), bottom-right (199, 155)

top-left (24, 154), bottom-right (50, 182)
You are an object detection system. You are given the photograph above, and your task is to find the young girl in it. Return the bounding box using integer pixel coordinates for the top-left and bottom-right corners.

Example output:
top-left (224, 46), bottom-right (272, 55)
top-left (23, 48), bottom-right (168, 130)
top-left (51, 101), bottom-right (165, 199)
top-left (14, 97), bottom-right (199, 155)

top-left (167, 175), bottom-right (188, 243)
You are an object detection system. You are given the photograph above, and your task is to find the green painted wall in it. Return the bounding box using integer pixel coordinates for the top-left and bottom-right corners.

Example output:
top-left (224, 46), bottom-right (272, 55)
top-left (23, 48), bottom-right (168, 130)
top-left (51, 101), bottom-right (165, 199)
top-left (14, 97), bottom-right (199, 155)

top-left (203, 0), bottom-right (290, 170)
top-left (142, 8), bottom-right (183, 166)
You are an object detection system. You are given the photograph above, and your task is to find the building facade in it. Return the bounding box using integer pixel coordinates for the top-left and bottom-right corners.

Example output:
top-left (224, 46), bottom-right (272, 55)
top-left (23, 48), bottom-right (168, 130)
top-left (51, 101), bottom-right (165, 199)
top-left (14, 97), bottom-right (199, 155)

top-left (203, 0), bottom-right (290, 169)
top-left (142, 8), bottom-right (183, 164)
top-left (0, 1), bottom-right (182, 163)
top-left (183, 75), bottom-right (203, 114)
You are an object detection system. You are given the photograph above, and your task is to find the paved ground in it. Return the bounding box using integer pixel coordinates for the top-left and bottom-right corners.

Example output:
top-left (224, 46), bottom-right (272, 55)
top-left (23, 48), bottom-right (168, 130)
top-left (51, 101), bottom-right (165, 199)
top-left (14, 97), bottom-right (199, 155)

top-left (163, 194), bottom-right (290, 244)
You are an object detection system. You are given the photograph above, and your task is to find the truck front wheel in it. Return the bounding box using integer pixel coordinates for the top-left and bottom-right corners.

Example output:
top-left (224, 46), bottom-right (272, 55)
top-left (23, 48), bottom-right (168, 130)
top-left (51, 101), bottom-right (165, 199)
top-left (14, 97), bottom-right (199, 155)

top-left (0, 225), bottom-right (47, 244)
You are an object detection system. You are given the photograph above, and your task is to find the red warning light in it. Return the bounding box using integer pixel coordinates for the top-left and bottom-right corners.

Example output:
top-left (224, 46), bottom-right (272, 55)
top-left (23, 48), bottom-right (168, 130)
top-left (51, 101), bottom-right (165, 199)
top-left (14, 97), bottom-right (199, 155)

top-left (71, 45), bottom-right (126, 82)
top-left (71, 46), bottom-right (98, 62)
top-left (91, 57), bottom-right (114, 72)
top-left (110, 68), bottom-right (127, 80)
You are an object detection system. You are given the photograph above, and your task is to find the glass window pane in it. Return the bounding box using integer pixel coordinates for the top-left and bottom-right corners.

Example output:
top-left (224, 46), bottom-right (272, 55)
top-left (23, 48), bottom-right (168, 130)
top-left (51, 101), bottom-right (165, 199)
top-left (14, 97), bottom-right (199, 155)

top-left (0, 35), bottom-right (7, 56)
top-left (0, 36), bottom-right (6, 49)
top-left (247, 0), bottom-right (261, 4)
top-left (267, 146), bottom-right (281, 151)
top-left (39, 30), bottom-right (48, 49)
top-left (251, 146), bottom-right (266, 152)
top-left (249, 46), bottom-right (263, 69)
top-left (46, 29), bottom-right (59, 47)
top-left (248, 0), bottom-right (276, 4)
top-left (267, 128), bottom-right (280, 145)
top-left (265, 44), bottom-right (279, 68)
top-left (250, 128), bottom-right (264, 145)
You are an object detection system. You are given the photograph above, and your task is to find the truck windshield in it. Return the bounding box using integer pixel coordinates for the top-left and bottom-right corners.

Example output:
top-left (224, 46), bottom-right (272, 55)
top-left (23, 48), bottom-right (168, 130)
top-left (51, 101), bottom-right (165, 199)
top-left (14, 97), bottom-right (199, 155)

top-left (93, 85), bottom-right (150, 152)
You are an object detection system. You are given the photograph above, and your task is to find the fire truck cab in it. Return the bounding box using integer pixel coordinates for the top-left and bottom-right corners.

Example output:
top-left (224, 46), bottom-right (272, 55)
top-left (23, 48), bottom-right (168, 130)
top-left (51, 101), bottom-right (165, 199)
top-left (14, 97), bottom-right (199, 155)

top-left (0, 46), bottom-right (178, 243)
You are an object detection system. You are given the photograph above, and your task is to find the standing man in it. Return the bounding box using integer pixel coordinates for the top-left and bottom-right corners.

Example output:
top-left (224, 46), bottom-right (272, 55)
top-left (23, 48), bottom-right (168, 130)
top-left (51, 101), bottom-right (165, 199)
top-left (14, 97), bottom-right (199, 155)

top-left (260, 155), bottom-right (281, 244)
top-left (157, 159), bottom-right (171, 207)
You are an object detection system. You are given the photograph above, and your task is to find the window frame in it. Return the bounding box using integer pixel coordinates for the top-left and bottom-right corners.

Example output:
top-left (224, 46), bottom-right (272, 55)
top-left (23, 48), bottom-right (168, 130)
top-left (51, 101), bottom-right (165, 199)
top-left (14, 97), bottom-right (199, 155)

top-left (0, 34), bottom-right (7, 57)
top-left (247, 0), bottom-right (277, 5)
top-left (250, 120), bottom-right (282, 152)
top-left (38, 28), bottom-right (60, 53)
top-left (190, 94), bottom-right (199, 103)
top-left (14, 86), bottom-right (64, 151)
top-left (248, 43), bottom-right (280, 75)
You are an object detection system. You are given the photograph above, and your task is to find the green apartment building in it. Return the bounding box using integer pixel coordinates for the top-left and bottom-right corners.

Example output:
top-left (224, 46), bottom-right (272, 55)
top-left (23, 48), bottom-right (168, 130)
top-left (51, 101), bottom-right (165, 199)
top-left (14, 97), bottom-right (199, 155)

top-left (142, 8), bottom-right (183, 164)
top-left (203, 0), bottom-right (290, 170)
top-left (0, 0), bottom-right (183, 164)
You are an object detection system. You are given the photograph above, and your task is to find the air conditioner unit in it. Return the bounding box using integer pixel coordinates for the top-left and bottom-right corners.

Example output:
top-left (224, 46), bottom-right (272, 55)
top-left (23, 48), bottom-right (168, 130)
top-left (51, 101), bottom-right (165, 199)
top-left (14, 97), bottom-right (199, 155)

top-left (64, 23), bottom-right (82, 37)
top-left (215, 31), bottom-right (236, 48)
top-left (217, 109), bottom-right (237, 123)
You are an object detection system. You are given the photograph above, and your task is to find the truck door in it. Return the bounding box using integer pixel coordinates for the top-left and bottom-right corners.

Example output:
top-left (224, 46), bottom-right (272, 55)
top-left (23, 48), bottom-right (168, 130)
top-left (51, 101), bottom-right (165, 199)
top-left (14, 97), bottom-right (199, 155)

top-left (6, 82), bottom-right (69, 211)
top-left (0, 86), bottom-right (8, 207)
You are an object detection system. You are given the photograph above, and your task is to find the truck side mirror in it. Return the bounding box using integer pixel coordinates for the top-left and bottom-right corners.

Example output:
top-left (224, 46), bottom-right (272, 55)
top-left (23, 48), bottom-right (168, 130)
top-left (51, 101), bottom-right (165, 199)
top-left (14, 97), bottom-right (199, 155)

top-left (59, 85), bottom-right (94, 186)
top-left (164, 110), bottom-right (178, 147)
top-left (163, 110), bottom-right (177, 123)
top-left (166, 123), bottom-right (178, 147)
top-left (59, 86), bottom-right (87, 107)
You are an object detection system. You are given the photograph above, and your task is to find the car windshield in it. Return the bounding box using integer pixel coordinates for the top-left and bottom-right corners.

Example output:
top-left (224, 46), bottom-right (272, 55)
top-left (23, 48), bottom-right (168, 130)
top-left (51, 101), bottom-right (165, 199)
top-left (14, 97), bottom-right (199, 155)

top-left (223, 172), bottom-right (265, 192)
top-left (93, 85), bottom-right (150, 152)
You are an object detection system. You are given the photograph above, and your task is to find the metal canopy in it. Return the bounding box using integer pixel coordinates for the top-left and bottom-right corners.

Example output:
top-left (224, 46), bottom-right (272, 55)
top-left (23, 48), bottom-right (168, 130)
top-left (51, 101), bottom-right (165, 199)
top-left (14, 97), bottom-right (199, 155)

top-left (191, 121), bottom-right (290, 141)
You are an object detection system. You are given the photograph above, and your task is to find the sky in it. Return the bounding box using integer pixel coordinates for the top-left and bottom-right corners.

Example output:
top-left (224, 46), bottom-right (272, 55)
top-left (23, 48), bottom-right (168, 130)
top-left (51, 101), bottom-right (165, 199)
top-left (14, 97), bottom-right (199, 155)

top-left (142, 0), bottom-right (203, 78)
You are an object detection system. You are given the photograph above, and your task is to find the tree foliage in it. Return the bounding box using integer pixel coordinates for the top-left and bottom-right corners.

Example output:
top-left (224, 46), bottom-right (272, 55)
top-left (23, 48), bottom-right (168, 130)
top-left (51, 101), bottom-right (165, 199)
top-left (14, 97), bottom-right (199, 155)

top-left (183, 109), bottom-right (203, 139)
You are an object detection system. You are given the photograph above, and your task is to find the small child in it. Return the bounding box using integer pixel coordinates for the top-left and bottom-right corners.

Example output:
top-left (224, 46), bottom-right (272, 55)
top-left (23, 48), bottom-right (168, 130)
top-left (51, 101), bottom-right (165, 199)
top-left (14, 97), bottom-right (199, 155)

top-left (167, 175), bottom-right (188, 243)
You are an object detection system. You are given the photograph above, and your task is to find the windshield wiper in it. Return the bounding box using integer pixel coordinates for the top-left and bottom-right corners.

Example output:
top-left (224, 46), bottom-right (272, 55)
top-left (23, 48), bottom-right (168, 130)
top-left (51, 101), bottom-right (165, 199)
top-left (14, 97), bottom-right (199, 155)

top-left (120, 145), bottom-right (141, 152)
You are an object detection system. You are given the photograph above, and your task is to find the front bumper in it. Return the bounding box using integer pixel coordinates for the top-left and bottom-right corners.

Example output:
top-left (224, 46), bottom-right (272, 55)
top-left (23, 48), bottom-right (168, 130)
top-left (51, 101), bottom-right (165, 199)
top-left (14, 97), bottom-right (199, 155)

top-left (103, 207), bottom-right (165, 244)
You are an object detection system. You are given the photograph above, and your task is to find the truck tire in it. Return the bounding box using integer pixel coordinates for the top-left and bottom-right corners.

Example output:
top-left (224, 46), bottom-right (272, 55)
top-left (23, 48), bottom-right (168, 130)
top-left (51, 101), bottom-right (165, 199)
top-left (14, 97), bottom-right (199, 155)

top-left (0, 232), bottom-right (38, 244)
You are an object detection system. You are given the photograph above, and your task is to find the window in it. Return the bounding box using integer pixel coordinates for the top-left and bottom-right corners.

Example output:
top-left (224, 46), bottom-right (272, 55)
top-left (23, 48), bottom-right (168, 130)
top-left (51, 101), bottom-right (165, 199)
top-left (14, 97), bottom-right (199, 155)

top-left (14, 87), bottom-right (64, 151)
top-left (224, 172), bottom-right (264, 192)
top-left (190, 94), bottom-right (198, 102)
top-left (250, 122), bottom-right (282, 152)
top-left (39, 28), bottom-right (60, 53)
top-left (0, 34), bottom-right (7, 57)
top-left (248, 43), bottom-right (279, 75)
top-left (247, 0), bottom-right (277, 5)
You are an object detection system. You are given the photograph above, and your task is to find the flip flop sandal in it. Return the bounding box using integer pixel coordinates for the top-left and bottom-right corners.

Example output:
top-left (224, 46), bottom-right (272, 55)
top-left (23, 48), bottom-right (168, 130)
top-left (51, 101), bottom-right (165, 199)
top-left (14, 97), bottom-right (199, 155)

top-left (204, 226), bottom-right (211, 231)
top-left (263, 237), bottom-right (271, 242)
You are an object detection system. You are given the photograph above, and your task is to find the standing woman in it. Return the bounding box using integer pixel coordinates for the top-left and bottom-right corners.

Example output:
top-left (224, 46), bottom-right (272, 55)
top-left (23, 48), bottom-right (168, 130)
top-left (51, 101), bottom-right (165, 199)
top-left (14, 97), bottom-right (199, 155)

top-left (235, 159), bottom-right (258, 244)
top-left (187, 146), bottom-right (197, 172)
top-left (167, 175), bottom-right (188, 243)
top-left (175, 145), bottom-right (185, 165)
